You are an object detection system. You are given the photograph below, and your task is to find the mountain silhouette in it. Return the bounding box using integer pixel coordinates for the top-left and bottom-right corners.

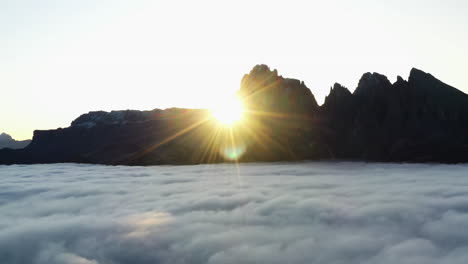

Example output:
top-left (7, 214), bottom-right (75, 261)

top-left (0, 133), bottom-right (31, 150)
top-left (1, 65), bottom-right (467, 165)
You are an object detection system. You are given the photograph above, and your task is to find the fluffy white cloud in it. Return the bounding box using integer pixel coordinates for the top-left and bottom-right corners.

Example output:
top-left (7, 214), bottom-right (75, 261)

top-left (1, 162), bottom-right (468, 264)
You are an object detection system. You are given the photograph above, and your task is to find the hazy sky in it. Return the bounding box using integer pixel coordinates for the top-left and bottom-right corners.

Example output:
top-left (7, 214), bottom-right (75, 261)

top-left (2, 0), bottom-right (468, 140)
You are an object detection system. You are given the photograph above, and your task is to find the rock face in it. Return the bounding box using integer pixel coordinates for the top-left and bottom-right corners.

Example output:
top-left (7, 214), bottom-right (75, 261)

top-left (1, 108), bottom-right (217, 165)
top-left (320, 68), bottom-right (468, 162)
top-left (1, 65), bottom-right (468, 164)
top-left (239, 64), bottom-right (319, 115)
top-left (0, 133), bottom-right (31, 150)
top-left (238, 65), bottom-right (326, 161)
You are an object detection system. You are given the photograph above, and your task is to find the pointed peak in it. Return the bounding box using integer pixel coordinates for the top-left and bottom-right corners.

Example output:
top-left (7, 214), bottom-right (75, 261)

top-left (354, 72), bottom-right (392, 96)
top-left (326, 83), bottom-right (352, 99)
top-left (410, 67), bottom-right (427, 76)
top-left (332, 83), bottom-right (347, 90)
top-left (393, 75), bottom-right (408, 86)
top-left (250, 64), bottom-right (273, 74)
top-left (359, 72), bottom-right (390, 82)
top-left (409, 67), bottom-right (435, 82)
top-left (408, 67), bottom-right (466, 96)
top-left (241, 65), bottom-right (280, 93)
top-left (333, 83), bottom-right (341, 89)
top-left (356, 72), bottom-right (392, 90)
top-left (244, 64), bottom-right (279, 80)
top-left (328, 83), bottom-right (351, 96)
top-left (240, 64), bottom-right (318, 113)
top-left (324, 83), bottom-right (353, 107)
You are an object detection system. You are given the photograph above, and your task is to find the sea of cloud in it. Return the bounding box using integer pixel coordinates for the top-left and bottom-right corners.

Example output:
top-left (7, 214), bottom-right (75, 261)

top-left (1, 162), bottom-right (468, 264)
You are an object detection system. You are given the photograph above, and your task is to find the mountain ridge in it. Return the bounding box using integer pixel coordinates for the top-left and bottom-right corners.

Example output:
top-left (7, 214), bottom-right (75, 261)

top-left (1, 65), bottom-right (467, 165)
top-left (0, 133), bottom-right (31, 150)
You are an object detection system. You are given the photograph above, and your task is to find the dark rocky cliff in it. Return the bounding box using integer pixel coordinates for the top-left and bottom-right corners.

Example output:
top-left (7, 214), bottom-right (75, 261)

top-left (239, 64), bottom-right (319, 115)
top-left (320, 68), bottom-right (468, 162)
top-left (1, 65), bottom-right (467, 165)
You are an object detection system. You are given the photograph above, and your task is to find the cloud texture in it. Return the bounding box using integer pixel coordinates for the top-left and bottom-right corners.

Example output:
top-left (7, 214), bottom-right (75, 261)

top-left (1, 162), bottom-right (468, 264)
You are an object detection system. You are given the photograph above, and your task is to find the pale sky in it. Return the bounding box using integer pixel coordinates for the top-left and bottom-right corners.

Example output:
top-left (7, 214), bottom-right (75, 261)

top-left (2, 0), bottom-right (468, 140)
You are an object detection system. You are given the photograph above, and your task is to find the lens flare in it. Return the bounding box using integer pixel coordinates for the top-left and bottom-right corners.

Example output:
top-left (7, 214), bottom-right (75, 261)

top-left (221, 145), bottom-right (246, 161)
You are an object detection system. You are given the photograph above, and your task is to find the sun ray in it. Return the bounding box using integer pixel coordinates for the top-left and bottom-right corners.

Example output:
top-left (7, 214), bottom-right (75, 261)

top-left (198, 125), bottom-right (223, 163)
top-left (122, 117), bottom-right (210, 164)
top-left (210, 96), bottom-right (244, 126)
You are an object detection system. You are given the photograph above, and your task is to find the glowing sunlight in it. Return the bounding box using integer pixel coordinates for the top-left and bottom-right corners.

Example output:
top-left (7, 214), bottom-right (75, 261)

top-left (210, 96), bottom-right (245, 126)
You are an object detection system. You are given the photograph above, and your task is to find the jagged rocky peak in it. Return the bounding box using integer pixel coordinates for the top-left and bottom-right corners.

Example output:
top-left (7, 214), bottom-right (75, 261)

top-left (240, 64), bottom-right (318, 113)
top-left (395, 75), bottom-right (406, 84)
top-left (250, 64), bottom-right (277, 76)
top-left (354, 72), bottom-right (392, 96)
top-left (330, 83), bottom-right (352, 97)
top-left (284, 78), bottom-right (307, 89)
top-left (408, 67), bottom-right (438, 88)
top-left (409, 67), bottom-right (431, 81)
top-left (408, 67), bottom-right (452, 90)
top-left (323, 83), bottom-right (353, 109)
top-left (409, 67), bottom-right (466, 97)
top-left (393, 76), bottom-right (409, 90)
top-left (358, 72), bottom-right (392, 88)
top-left (240, 64), bottom-right (279, 94)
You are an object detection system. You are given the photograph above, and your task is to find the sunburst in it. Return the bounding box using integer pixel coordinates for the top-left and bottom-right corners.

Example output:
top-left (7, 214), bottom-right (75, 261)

top-left (210, 96), bottom-right (244, 126)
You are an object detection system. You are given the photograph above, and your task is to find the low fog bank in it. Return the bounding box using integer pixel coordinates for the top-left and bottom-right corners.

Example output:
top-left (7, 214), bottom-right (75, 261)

top-left (1, 162), bottom-right (468, 264)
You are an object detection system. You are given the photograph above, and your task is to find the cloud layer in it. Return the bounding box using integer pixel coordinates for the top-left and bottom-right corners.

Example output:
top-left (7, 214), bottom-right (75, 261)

top-left (1, 162), bottom-right (468, 264)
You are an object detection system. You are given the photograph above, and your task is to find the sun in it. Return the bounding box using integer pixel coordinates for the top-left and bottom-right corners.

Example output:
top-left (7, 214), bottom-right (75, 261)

top-left (210, 96), bottom-right (244, 125)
